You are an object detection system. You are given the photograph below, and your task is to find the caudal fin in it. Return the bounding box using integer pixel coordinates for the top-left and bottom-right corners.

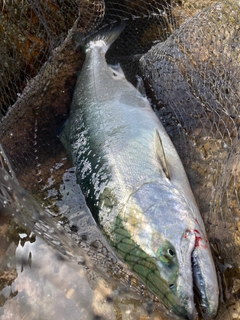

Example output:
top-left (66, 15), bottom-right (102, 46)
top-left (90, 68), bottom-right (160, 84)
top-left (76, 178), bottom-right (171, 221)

top-left (73, 23), bottom-right (125, 53)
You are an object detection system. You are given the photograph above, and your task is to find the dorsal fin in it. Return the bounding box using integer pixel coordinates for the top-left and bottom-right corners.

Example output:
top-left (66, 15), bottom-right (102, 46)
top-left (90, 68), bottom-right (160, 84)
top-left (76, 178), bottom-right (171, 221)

top-left (154, 129), bottom-right (170, 179)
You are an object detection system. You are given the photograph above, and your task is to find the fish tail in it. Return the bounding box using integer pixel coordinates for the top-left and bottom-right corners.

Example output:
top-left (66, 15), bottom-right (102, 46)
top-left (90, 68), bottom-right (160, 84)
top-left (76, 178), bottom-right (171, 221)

top-left (74, 23), bottom-right (125, 53)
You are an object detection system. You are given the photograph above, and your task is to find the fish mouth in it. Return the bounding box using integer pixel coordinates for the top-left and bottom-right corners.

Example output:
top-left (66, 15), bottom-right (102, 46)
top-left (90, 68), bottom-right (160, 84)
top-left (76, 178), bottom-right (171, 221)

top-left (191, 245), bottom-right (219, 318)
top-left (176, 229), bottom-right (219, 319)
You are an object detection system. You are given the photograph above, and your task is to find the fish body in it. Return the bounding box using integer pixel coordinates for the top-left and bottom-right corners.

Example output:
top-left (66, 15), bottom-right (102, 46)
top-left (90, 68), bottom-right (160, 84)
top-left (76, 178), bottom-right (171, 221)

top-left (61, 26), bottom-right (219, 319)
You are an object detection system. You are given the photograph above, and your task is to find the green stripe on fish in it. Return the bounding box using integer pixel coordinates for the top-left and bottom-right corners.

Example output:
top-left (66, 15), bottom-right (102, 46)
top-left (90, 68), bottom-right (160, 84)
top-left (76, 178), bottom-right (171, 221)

top-left (61, 24), bottom-right (219, 319)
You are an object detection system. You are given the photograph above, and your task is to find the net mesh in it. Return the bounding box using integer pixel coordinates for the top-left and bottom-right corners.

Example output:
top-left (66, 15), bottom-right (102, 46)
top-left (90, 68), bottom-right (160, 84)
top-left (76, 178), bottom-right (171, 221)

top-left (140, 0), bottom-right (240, 257)
top-left (0, 0), bottom-right (240, 319)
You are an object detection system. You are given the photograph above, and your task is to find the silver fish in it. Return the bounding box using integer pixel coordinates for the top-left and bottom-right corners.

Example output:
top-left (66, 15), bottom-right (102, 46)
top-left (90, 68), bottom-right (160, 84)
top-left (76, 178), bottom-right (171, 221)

top-left (61, 25), bottom-right (219, 319)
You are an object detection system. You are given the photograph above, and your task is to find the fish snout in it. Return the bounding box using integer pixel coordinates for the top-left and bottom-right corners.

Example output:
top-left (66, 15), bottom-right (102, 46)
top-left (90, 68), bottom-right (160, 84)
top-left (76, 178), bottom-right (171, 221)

top-left (181, 229), bottom-right (219, 318)
top-left (192, 246), bottom-right (219, 317)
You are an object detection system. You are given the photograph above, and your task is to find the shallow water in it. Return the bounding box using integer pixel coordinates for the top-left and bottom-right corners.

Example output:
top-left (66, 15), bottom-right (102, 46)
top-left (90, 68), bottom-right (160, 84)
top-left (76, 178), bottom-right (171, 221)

top-left (1, 236), bottom-right (153, 320)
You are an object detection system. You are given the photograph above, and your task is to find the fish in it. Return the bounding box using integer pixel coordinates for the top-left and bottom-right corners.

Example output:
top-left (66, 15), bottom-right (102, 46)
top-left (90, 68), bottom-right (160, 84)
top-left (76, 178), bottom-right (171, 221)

top-left (60, 24), bottom-right (219, 319)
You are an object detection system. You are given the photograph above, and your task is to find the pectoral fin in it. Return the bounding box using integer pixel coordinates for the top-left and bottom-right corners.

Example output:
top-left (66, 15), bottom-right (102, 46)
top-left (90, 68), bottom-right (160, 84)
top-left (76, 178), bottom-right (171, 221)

top-left (154, 129), bottom-right (170, 179)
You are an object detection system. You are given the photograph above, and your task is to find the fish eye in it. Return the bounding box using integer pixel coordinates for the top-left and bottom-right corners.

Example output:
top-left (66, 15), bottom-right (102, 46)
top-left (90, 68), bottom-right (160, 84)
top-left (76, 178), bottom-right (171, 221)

top-left (169, 283), bottom-right (175, 289)
top-left (168, 248), bottom-right (175, 257)
top-left (157, 245), bottom-right (176, 265)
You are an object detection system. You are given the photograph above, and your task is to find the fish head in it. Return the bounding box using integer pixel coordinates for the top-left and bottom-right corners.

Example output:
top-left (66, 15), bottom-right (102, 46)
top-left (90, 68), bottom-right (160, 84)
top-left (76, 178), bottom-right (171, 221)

top-left (114, 217), bottom-right (195, 319)
top-left (149, 230), bottom-right (197, 319)
top-left (117, 182), bottom-right (219, 319)
top-left (171, 227), bottom-right (219, 319)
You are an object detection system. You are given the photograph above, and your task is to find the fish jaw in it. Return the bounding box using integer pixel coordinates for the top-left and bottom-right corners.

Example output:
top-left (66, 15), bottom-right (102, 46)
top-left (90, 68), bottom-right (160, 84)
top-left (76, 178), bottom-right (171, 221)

top-left (177, 229), bottom-right (219, 318)
top-left (175, 230), bottom-right (197, 319)
top-left (192, 242), bottom-right (219, 317)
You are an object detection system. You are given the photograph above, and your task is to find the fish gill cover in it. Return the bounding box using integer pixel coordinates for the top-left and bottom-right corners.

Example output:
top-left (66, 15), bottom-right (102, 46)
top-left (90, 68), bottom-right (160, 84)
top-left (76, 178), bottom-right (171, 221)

top-left (0, 0), bottom-right (239, 319)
